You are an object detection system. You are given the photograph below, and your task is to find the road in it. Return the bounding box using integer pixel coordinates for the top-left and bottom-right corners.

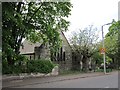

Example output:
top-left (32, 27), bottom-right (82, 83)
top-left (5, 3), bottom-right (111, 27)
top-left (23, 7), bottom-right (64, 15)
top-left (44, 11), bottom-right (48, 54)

top-left (5, 71), bottom-right (118, 88)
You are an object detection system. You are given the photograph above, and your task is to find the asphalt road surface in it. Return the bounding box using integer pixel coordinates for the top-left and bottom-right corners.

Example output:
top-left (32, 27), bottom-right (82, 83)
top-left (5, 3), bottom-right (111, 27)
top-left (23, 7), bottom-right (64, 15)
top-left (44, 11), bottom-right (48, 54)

top-left (12, 72), bottom-right (118, 88)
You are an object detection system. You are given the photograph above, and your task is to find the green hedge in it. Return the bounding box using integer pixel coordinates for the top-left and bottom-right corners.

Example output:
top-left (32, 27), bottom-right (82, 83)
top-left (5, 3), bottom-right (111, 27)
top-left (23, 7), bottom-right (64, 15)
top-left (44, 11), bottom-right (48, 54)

top-left (2, 54), bottom-right (28, 75)
top-left (2, 65), bottom-right (26, 75)
top-left (3, 57), bottom-right (56, 74)
top-left (27, 59), bottom-right (55, 74)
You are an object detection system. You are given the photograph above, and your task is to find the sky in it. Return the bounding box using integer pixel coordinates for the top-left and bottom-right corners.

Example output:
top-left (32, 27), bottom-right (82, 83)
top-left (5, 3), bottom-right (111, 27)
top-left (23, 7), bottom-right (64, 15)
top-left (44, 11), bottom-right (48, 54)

top-left (64, 0), bottom-right (120, 41)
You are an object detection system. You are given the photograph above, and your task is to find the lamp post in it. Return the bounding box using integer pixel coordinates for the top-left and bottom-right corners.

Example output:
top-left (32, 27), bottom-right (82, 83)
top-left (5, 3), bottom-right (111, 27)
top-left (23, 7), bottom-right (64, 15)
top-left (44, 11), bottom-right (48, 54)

top-left (101, 22), bottom-right (113, 74)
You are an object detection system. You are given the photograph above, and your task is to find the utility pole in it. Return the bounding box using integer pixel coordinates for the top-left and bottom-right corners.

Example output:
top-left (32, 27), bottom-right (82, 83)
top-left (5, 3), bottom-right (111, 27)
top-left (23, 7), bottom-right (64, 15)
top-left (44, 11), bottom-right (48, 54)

top-left (101, 21), bottom-right (113, 74)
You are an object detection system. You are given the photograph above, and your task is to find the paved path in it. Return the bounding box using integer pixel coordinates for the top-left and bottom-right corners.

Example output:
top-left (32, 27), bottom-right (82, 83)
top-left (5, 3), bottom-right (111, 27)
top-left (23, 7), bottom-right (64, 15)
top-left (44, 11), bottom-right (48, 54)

top-left (3, 71), bottom-right (118, 88)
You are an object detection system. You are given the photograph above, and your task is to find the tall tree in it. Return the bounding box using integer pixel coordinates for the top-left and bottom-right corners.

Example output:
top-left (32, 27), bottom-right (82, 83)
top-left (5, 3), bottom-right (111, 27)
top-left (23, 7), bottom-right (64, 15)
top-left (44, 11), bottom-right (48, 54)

top-left (70, 25), bottom-right (99, 71)
top-left (2, 2), bottom-right (72, 65)
top-left (104, 20), bottom-right (119, 68)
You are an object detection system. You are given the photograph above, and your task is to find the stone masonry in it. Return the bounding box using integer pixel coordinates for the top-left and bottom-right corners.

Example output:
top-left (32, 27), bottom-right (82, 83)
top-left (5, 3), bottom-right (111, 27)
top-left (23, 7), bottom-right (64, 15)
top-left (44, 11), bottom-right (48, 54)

top-left (20, 31), bottom-right (73, 73)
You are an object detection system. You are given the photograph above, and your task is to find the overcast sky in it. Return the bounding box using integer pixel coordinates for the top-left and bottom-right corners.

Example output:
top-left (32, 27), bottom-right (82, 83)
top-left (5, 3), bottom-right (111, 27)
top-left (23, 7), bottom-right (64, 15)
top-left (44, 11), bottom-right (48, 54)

top-left (64, 0), bottom-right (119, 41)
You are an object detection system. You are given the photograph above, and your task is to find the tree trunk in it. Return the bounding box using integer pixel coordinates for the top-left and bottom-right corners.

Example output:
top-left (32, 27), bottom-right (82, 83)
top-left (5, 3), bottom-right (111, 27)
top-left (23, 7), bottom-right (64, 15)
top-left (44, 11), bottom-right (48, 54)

top-left (7, 55), bottom-right (14, 66)
top-left (82, 56), bottom-right (88, 72)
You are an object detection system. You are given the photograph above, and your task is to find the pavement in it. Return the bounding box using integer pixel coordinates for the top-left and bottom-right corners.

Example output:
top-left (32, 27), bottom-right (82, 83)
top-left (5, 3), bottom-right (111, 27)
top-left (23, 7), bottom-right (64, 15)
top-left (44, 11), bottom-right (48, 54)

top-left (2, 71), bottom-right (118, 88)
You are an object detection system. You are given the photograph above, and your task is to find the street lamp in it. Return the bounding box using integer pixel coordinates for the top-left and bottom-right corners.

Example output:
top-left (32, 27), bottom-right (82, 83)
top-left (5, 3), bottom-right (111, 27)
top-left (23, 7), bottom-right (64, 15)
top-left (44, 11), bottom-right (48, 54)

top-left (101, 21), bottom-right (114, 74)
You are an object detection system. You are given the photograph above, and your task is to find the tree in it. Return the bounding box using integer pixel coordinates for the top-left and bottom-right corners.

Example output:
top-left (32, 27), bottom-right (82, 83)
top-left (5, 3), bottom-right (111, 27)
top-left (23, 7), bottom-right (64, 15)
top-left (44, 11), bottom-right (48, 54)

top-left (91, 42), bottom-right (103, 67)
top-left (70, 25), bottom-right (99, 71)
top-left (2, 2), bottom-right (72, 65)
top-left (104, 20), bottom-right (119, 69)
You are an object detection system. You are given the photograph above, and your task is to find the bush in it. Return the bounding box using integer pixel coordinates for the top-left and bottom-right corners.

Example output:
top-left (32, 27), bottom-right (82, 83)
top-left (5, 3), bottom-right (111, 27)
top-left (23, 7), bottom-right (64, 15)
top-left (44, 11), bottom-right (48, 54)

top-left (3, 55), bottom-right (56, 74)
top-left (27, 59), bottom-right (55, 74)
top-left (2, 62), bottom-right (24, 75)
top-left (2, 54), bottom-right (28, 75)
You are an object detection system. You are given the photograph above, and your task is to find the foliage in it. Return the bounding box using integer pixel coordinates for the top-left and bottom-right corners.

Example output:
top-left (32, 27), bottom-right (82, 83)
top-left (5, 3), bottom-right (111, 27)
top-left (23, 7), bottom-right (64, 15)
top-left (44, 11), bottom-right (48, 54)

top-left (2, 2), bottom-right (72, 66)
top-left (14, 54), bottom-right (28, 65)
top-left (95, 20), bottom-right (119, 69)
top-left (27, 59), bottom-right (55, 74)
top-left (104, 20), bottom-right (119, 68)
top-left (92, 51), bottom-right (103, 66)
top-left (70, 25), bottom-right (99, 71)
top-left (106, 56), bottom-right (112, 63)
top-left (3, 55), bottom-right (56, 74)
top-left (2, 54), bottom-right (28, 74)
top-left (70, 25), bottom-right (99, 54)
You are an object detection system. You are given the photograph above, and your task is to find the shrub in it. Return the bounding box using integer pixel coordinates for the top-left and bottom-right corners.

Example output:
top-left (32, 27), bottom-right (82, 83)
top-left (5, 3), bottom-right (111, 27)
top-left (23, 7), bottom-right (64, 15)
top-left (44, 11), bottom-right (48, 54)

top-left (2, 54), bottom-right (28, 75)
top-left (2, 62), bottom-right (23, 75)
top-left (3, 55), bottom-right (56, 74)
top-left (27, 59), bottom-right (55, 74)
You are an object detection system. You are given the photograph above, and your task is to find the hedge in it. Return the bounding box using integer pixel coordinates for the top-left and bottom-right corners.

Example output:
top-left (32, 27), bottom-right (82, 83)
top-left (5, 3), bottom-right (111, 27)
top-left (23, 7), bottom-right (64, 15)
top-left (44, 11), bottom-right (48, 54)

top-left (3, 57), bottom-right (56, 74)
top-left (27, 59), bottom-right (55, 74)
